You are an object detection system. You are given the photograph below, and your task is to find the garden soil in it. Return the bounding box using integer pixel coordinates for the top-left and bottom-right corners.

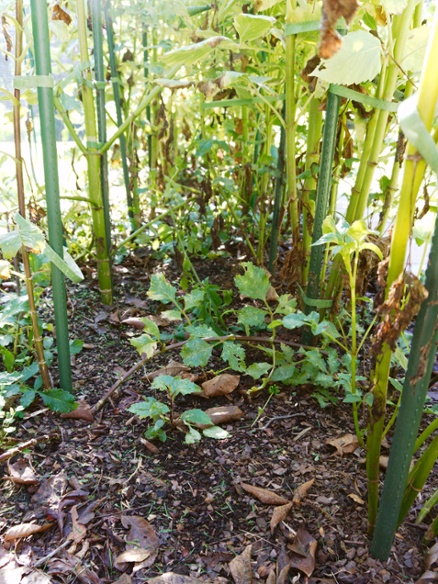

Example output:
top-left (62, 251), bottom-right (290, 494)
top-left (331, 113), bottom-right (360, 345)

top-left (1, 255), bottom-right (437, 584)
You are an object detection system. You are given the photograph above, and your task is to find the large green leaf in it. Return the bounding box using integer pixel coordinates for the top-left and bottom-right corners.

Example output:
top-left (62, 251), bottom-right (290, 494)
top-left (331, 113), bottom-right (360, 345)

top-left (181, 338), bottom-right (213, 367)
top-left (237, 306), bottom-right (267, 328)
top-left (234, 262), bottom-right (271, 301)
top-left (181, 408), bottom-right (212, 426)
top-left (43, 244), bottom-right (84, 283)
top-left (39, 389), bottom-right (77, 413)
top-left (312, 31), bottom-right (381, 85)
top-left (234, 13), bottom-right (275, 44)
top-left (147, 273), bottom-right (177, 304)
top-left (130, 334), bottom-right (158, 358)
top-left (221, 341), bottom-right (246, 372)
top-left (246, 362), bottom-right (271, 379)
top-left (0, 215), bottom-right (45, 259)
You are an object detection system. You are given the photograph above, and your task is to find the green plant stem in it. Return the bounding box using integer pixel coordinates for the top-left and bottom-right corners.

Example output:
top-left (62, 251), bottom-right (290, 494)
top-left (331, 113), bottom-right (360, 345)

top-left (91, 0), bottom-right (111, 257)
top-left (76, 0), bottom-right (112, 305)
top-left (303, 88), bottom-right (340, 343)
top-left (398, 432), bottom-right (438, 525)
top-left (302, 97), bottom-right (322, 284)
top-left (53, 95), bottom-right (87, 155)
top-left (30, 0), bottom-right (72, 391)
top-left (285, 32), bottom-right (300, 281)
top-left (105, 2), bottom-right (135, 230)
top-left (367, 3), bottom-right (438, 536)
top-left (414, 417), bottom-right (438, 452)
top-left (416, 488), bottom-right (438, 525)
top-left (268, 105), bottom-right (286, 273)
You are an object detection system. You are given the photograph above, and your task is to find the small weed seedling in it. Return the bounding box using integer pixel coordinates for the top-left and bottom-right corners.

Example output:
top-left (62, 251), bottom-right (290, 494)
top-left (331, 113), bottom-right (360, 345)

top-left (128, 375), bottom-right (230, 444)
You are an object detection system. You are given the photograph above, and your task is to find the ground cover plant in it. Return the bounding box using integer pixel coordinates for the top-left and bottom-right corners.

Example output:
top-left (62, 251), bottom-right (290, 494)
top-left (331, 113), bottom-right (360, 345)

top-left (0, 0), bottom-right (438, 582)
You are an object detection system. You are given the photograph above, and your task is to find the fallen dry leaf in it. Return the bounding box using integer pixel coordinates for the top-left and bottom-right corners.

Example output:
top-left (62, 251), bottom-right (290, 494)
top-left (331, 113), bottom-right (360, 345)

top-left (229, 544), bottom-right (252, 584)
top-left (270, 502), bottom-right (293, 533)
top-left (112, 575), bottom-right (133, 584)
top-left (348, 493), bottom-right (365, 505)
top-left (240, 483), bottom-right (290, 506)
top-left (288, 526), bottom-right (317, 577)
top-left (7, 458), bottom-right (39, 485)
top-left (146, 574), bottom-right (209, 583)
top-left (67, 506), bottom-right (87, 543)
top-left (117, 515), bottom-right (159, 571)
top-left (144, 360), bottom-right (190, 382)
top-left (52, 3), bottom-right (72, 25)
top-left (266, 285), bottom-right (279, 302)
top-left (293, 478), bottom-right (315, 506)
top-left (21, 569), bottom-right (52, 583)
top-left (61, 401), bottom-right (94, 423)
top-left (201, 374), bottom-right (240, 398)
top-left (326, 433), bottom-right (359, 455)
top-left (115, 549), bottom-right (151, 564)
top-left (3, 522), bottom-right (53, 541)
top-left (204, 405), bottom-right (244, 425)
top-left (31, 472), bottom-right (67, 507)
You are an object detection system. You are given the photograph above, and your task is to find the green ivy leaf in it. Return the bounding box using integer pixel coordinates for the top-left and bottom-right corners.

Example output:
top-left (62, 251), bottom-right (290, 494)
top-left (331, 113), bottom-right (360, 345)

top-left (130, 334), bottom-right (158, 358)
top-left (147, 273), bottom-right (177, 304)
top-left (20, 388), bottom-right (36, 409)
top-left (275, 294), bottom-right (297, 316)
top-left (181, 338), bottom-right (213, 367)
top-left (237, 306), bottom-right (267, 328)
top-left (282, 311), bottom-right (319, 330)
top-left (39, 389), bottom-right (77, 413)
top-left (221, 341), bottom-right (246, 372)
top-left (234, 262), bottom-right (271, 301)
top-left (161, 309), bottom-right (182, 321)
top-left (246, 362), bottom-right (271, 379)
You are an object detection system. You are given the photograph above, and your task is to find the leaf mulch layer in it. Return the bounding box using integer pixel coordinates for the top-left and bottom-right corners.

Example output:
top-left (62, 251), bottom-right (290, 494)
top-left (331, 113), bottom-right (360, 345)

top-left (1, 255), bottom-right (437, 584)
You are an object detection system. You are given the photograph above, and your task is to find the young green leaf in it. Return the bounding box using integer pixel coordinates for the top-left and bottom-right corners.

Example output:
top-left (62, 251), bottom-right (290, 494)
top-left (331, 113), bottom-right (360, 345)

top-left (203, 426), bottom-right (231, 439)
top-left (147, 273), bottom-right (177, 304)
top-left (234, 262), bottom-right (271, 301)
top-left (39, 389), bottom-right (77, 413)
top-left (237, 306), bottom-right (267, 328)
top-left (246, 362), bottom-right (271, 379)
top-left (130, 334), bottom-right (158, 358)
top-left (141, 317), bottom-right (161, 339)
top-left (234, 13), bottom-right (275, 44)
top-left (180, 409), bottom-right (212, 426)
top-left (128, 397), bottom-right (170, 419)
top-left (221, 341), bottom-right (246, 372)
top-left (181, 338), bottom-right (213, 367)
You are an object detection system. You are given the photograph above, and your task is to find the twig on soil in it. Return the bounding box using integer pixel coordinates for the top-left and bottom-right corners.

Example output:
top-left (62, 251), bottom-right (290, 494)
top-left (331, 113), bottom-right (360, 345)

top-left (32, 539), bottom-right (71, 568)
top-left (259, 412), bottom-right (305, 431)
top-left (0, 434), bottom-right (56, 463)
top-left (91, 334), bottom-right (314, 414)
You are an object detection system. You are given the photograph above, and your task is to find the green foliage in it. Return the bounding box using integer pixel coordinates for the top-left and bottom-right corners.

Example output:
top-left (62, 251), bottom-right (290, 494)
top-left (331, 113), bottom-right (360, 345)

top-left (128, 375), bottom-right (229, 444)
top-left (234, 262), bottom-right (271, 301)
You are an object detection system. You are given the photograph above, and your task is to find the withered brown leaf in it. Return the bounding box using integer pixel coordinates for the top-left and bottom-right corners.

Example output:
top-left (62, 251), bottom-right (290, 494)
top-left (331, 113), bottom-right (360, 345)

top-left (319, 0), bottom-right (359, 59)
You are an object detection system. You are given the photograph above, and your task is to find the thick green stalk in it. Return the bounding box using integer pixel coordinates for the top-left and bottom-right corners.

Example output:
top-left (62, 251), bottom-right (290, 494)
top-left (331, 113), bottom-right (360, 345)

top-left (76, 0), bottom-right (112, 305)
top-left (370, 159), bottom-right (438, 558)
top-left (303, 89), bottom-right (340, 335)
top-left (302, 97), bottom-right (322, 284)
top-left (268, 109), bottom-right (286, 273)
top-left (346, 1), bottom-right (417, 223)
top-left (15, 0), bottom-right (51, 391)
top-left (105, 4), bottom-right (135, 230)
top-left (367, 5), bottom-right (438, 535)
top-left (399, 433), bottom-right (438, 525)
top-left (91, 0), bottom-right (111, 257)
top-left (30, 0), bottom-right (72, 391)
top-left (284, 32), bottom-right (299, 278)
